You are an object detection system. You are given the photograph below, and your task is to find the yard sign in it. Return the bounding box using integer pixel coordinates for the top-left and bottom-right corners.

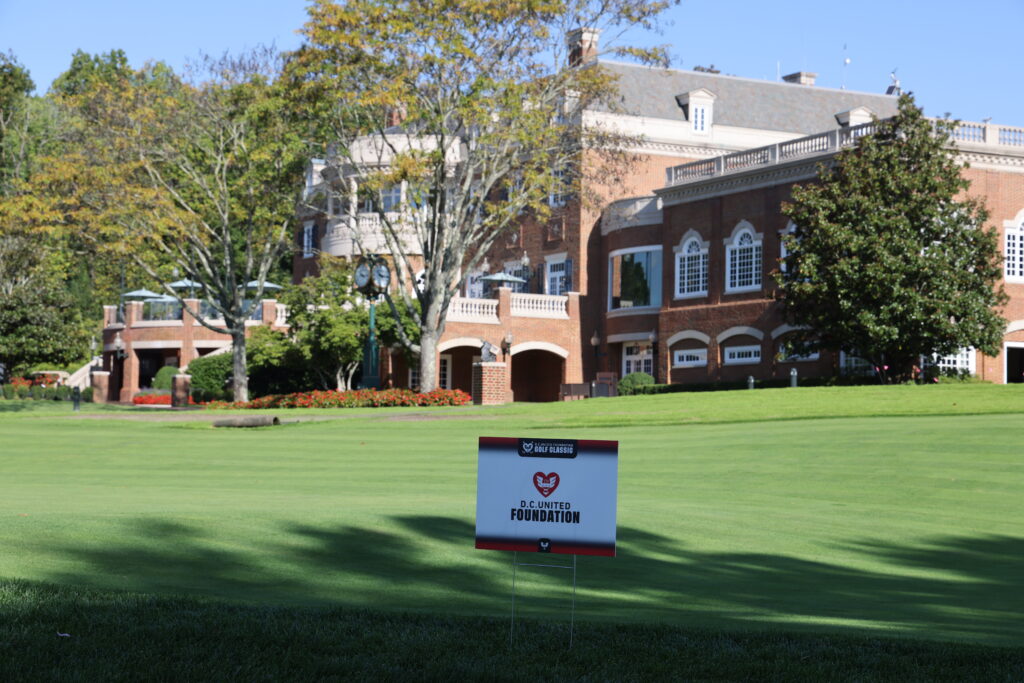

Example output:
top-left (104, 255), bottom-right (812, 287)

top-left (475, 437), bottom-right (618, 556)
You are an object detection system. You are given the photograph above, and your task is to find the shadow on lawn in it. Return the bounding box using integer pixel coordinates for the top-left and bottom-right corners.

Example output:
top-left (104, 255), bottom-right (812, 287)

top-left (43, 517), bottom-right (1024, 646)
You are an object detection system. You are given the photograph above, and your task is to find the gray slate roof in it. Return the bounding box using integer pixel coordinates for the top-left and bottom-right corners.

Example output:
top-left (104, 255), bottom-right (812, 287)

top-left (595, 61), bottom-right (899, 134)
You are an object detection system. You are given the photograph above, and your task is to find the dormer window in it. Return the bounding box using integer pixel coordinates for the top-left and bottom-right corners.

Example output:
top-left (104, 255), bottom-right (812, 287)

top-left (675, 88), bottom-right (716, 135)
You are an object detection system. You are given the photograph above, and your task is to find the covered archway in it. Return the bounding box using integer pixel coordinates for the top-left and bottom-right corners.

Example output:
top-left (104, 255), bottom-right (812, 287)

top-left (437, 338), bottom-right (481, 394)
top-left (510, 342), bottom-right (568, 402)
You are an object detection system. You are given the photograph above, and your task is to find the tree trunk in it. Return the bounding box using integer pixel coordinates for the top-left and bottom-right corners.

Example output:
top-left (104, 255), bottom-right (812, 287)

top-left (418, 328), bottom-right (440, 392)
top-left (231, 328), bottom-right (249, 402)
top-left (345, 362), bottom-right (358, 391)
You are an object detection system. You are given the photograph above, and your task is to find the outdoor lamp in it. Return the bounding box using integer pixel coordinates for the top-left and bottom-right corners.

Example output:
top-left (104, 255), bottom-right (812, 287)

top-left (521, 251), bottom-right (530, 268)
top-left (590, 330), bottom-right (600, 347)
top-left (501, 332), bottom-right (513, 357)
top-left (114, 332), bottom-right (127, 360)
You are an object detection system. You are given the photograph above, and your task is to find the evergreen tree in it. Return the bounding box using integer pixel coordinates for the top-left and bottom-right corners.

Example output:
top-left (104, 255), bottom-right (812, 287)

top-left (778, 94), bottom-right (1006, 383)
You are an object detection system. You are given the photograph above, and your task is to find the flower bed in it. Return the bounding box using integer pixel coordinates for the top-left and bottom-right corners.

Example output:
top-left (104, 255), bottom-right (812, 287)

top-left (132, 393), bottom-right (196, 406)
top-left (203, 388), bottom-right (472, 410)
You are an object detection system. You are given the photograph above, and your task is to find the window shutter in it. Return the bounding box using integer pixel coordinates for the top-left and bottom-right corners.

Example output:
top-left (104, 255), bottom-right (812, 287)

top-left (296, 226), bottom-right (304, 248)
top-left (312, 225), bottom-right (321, 251)
top-left (564, 258), bottom-right (573, 292)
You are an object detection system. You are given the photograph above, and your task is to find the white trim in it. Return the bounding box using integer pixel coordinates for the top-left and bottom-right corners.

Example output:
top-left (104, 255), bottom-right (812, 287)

top-left (509, 341), bottom-right (569, 358)
top-left (193, 340), bottom-right (232, 349)
top-left (1006, 208), bottom-right (1024, 227)
top-left (608, 244), bottom-right (661, 258)
top-left (716, 326), bottom-right (764, 343)
top-left (438, 337), bottom-right (484, 353)
top-left (131, 320), bottom-right (184, 328)
top-left (723, 344), bottom-right (761, 365)
top-left (724, 221), bottom-right (763, 294)
top-left (1006, 319), bottom-right (1024, 335)
top-left (1004, 342), bottom-right (1024, 384)
top-left (302, 221), bottom-right (315, 258)
top-left (607, 332), bottom-right (655, 344)
top-left (606, 306), bottom-right (660, 318)
top-left (544, 251), bottom-right (568, 264)
top-left (130, 341), bottom-right (183, 350)
top-left (770, 323), bottom-right (807, 339)
top-left (666, 329), bottom-right (711, 346)
top-left (672, 348), bottom-right (708, 368)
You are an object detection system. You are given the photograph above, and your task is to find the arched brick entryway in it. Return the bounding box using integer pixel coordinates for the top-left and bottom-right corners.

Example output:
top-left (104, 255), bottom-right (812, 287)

top-left (511, 349), bottom-right (565, 402)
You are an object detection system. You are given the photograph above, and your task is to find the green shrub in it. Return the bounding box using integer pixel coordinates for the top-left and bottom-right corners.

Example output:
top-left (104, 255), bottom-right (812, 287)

top-left (617, 372), bottom-right (655, 396)
top-left (42, 386), bottom-right (57, 400)
top-left (11, 384), bottom-right (25, 399)
top-left (56, 385), bottom-right (72, 401)
top-left (82, 387), bottom-right (94, 402)
top-left (187, 353), bottom-right (233, 402)
top-left (153, 365), bottom-right (180, 391)
top-left (0, 385), bottom-right (6, 400)
top-left (29, 385), bottom-right (43, 400)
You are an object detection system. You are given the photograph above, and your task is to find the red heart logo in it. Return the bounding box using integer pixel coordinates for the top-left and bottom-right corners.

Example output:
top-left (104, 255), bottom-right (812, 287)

top-left (533, 472), bottom-right (559, 497)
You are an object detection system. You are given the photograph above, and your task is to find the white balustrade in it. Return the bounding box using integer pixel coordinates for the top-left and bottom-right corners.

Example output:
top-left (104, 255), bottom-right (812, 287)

top-left (446, 296), bottom-right (500, 324)
top-left (510, 293), bottom-right (569, 319)
top-left (998, 125), bottom-right (1024, 147)
top-left (275, 303), bottom-right (289, 326)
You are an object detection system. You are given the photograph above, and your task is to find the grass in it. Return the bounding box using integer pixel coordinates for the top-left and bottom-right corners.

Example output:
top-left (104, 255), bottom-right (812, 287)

top-left (1, 384), bottom-right (1023, 678)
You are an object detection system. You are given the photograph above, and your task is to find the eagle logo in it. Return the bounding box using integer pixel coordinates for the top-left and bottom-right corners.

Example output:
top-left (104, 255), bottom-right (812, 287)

top-left (533, 472), bottom-right (559, 497)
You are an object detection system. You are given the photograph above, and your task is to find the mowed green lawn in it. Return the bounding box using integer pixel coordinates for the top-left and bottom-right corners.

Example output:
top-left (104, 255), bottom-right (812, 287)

top-left (1, 385), bottom-right (1022, 652)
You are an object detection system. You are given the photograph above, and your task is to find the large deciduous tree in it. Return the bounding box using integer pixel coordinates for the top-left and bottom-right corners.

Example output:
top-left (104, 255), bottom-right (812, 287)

top-left (778, 94), bottom-right (1006, 383)
top-left (289, 0), bottom-right (674, 391)
top-left (29, 50), bottom-right (307, 401)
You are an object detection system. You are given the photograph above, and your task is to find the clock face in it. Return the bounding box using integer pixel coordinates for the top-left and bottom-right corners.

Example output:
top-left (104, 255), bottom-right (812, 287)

top-left (372, 262), bottom-right (391, 289)
top-left (354, 262), bottom-right (371, 289)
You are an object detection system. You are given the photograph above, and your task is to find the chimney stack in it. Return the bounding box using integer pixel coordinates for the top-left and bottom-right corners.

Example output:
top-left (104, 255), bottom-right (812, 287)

top-left (782, 71), bottom-right (817, 86)
top-left (567, 28), bottom-right (600, 67)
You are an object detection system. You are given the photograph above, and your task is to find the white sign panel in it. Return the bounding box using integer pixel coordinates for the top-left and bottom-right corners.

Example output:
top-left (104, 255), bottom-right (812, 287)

top-left (475, 437), bottom-right (618, 556)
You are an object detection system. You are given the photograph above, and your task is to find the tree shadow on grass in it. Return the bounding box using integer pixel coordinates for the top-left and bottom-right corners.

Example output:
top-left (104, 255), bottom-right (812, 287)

top-left (38, 516), bottom-right (1024, 646)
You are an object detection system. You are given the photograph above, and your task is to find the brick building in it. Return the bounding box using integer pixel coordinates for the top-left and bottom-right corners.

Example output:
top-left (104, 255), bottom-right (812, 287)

top-left (295, 31), bottom-right (1024, 399)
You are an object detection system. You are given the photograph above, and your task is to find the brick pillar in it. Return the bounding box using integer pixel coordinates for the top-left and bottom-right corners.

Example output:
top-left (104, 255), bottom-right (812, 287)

top-left (172, 374), bottom-right (191, 407)
top-left (261, 299), bottom-right (277, 324)
top-left (91, 371), bottom-right (110, 404)
top-left (472, 362), bottom-right (508, 405)
top-left (496, 287), bottom-right (512, 320)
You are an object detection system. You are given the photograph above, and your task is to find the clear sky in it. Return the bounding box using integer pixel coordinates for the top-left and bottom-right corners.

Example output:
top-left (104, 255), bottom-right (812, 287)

top-left (2, 0), bottom-right (1021, 125)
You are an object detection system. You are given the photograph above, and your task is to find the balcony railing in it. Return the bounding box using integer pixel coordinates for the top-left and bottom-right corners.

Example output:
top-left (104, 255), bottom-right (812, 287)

top-left (510, 293), bottom-right (569, 319)
top-left (141, 301), bottom-right (183, 321)
top-left (446, 296), bottom-right (499, 324)
top-left (665, 118), bottom-right (1024, 188)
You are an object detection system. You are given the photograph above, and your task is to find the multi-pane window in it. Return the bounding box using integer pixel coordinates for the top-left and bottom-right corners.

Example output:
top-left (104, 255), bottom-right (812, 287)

top-left (1006, 226), bottom-right (1024, 282)
top-left (673, 349), bottom-right (707, 368)
top-left (547, 260), bottom-right (567, 295)
top-left (302, 222), bottom-right (314, 258)
top-left (504, 261), bottom-right (528, 293)
top-left (609, 247), bottom-right (662, 310)
top-left (380, 185), bottom-right (402, 212)
top-left (549, 167), bottom-right (569, 207)
top-left (465, 271), bottom-right (485, 299)
top-left (675, 238), bottom-right (708, 297)
top-left (623, 343), bottom-right (653, 376)
top-left (778, 341), bottom-right (819, 362)
top-left (408, 367), bottom-right (420, 391)
top-left (439, 355), bottom-right (451, 390)
top-left (692, 105), bottom-right (707, 132)
top-left (926, 348), bottom-right (976, 375)
top-left (723, 345), bottom-right (761, 365)
top-left (839, 351), bottom-right (873, 376)
top-left (726, 228), bottom-right (762, 292)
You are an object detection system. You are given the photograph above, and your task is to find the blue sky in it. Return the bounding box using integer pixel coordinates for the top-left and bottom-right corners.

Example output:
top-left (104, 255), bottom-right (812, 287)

top-left (2, 0), bottom-right (1021, 124)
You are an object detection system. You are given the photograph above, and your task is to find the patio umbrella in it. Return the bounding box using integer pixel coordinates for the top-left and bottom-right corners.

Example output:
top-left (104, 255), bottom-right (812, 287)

top-left (168, 279), bottom-right (204, 290)
top-left (121, 288), bottom-right (161, 299)
top-left (143, 294), bottom-right (179, 303)
top-left (240, 280), bottom-right (283, 290)
top-left (479, 272), bottom-right (527, 285)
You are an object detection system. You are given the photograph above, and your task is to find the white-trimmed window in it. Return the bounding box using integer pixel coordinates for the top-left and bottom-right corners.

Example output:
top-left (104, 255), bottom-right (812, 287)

top-left (692, 105), bottom-right (708, 132)
top-left (623, 343), bottom-right (654, 376)
top-left (608, 246), bottom-right (662, 310)
top-left (1006, 224), bottom-right (1024, 282)
top-left (503, 261), bottom-right (528, 293)
top-left (408, 366), bottom-right (420, 391)
top-left (545, 253), bottom-right (571, 295)
top-left (778, 341), bottom-right (819, 362)
top-left (839, 351), bottom-right (873, 376)
top-left (380, 185), bottom-right (402, 212)
top-left (725, 225), bottom-right (762, 293)
top-left (302, 221), bottom-right (314, 258)
top-left (439, 354), bottom-right (451, 390)
top-left (779, 221), bottom-right (796, 273)
top-left (723, 344), bottom-right (761, 365)
top-left (675, 236), bottom-right (708, 298)
top-left (673, 348), bottom-right (707, 368)
top-left (926, 348), bottom-right (976, 375)
top-left (465, 271), bottom-right (485, 299)
top-left (549, 167), bottom-right (569, 207)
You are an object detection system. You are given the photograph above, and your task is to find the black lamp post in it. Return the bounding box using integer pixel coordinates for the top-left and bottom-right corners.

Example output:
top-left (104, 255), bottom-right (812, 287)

top-left (590, 330), bottom-right (601, 374)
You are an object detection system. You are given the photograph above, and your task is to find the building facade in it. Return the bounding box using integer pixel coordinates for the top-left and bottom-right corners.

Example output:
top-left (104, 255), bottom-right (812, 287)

top-left (295, 32), bottom-right (1024, 399)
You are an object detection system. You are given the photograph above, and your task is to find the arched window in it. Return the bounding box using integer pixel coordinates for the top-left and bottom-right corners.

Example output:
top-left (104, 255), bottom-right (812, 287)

top-left (725, 225), bottom-right (762, 293)
top-left (675, 237), bottom-right (708, 298)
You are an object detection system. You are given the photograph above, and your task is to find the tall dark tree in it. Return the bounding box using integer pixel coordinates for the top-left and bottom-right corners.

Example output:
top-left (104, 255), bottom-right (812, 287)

top-left (778, 94), bottom-right (1006, 383)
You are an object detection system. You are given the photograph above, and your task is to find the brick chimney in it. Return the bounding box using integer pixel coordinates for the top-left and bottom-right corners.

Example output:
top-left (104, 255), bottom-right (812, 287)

top-left (782, 71), bottom-right (817, 86)
top-left (567, 28), bottom-right (600, 67)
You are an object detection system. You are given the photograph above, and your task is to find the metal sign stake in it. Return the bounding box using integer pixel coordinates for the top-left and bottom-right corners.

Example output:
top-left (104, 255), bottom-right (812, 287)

top-left (508, 551), bottom-right (578, 649)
